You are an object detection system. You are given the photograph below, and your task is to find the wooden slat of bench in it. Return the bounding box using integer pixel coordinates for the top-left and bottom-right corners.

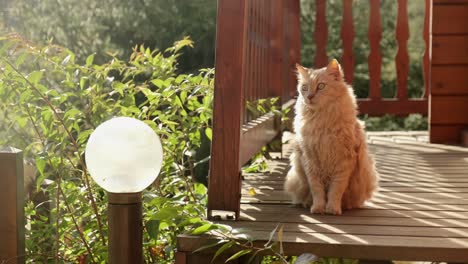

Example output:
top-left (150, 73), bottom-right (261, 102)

top-left (245, 184), bottom-right (468, 193)
top-left (244, 175), bottom-right (468, 183)
top-left (241, 203), bottom-right (468, 212)
top-left (224, 221), bottom-right (468, 238)
top-left (239, 204), bottom-right (468, 219)
top-left (244, 180), bottom-right (468, 187)
top-left (241, 189), bottom-right (468, 200)
top-left (239, 213), bottom-right (468, 228)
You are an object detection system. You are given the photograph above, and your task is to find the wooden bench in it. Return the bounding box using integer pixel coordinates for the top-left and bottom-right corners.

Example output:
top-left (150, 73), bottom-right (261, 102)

top-left (177, 132), bottom-right (468, 263)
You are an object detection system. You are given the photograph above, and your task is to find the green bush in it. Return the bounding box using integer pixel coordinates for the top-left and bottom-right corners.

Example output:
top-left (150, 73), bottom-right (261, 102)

top-left (0, 34), bottom-right (213, 263)
top-left (362, 114), bottom-right (427, 131)
top-left (1, 0), bottom-right (217, 73)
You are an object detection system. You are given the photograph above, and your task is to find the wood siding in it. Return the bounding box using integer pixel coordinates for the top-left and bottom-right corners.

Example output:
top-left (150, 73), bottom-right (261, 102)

top-left (430, 1), bottom-right (468, 144)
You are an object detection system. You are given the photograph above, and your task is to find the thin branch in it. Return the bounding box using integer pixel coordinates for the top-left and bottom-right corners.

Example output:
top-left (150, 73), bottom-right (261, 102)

top-left (21, 102), bottom-right (96, 263)
top-left (3, 59), bottom-right (106, 245)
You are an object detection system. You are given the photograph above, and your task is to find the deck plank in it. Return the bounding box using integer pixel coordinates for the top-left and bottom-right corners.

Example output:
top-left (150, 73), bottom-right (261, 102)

top-left (180, 132), bottom-right (468, 261)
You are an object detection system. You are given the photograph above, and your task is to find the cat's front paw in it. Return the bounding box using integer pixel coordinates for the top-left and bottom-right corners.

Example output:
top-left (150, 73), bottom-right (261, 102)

top-left (310, 203), bottom-right (325, 214)
top-left (325, 203), bottom-right (342, 215)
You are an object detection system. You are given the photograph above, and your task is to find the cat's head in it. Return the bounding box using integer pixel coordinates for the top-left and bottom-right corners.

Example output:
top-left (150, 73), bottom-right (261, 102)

top-left (295, 59), bottom-right (347, 107)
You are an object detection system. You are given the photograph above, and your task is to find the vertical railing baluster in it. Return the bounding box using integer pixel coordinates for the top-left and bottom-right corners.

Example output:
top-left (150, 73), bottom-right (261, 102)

top-left (396, 0), bottom-right (409, 100)
top-left (270, 0), bottom-right (284, 100)
top-left (289, 0), bottom-right (301, 99)
top-left (314, 0), bottom-right (328, 68)
top-left (245, 0), bottom-right (252, 120)
top-left (260, 0), bottom-right (266, 99)
top-left (423, 0), bottom-right (432, 99)
top-left (253, 0), bottom-right (259, 102)
top-left (257, 0), bottom-right (262, 100)
top-left (368, 0), bottom-right (382, 100)
top-left (265, 0), bottom-right (274, 96)
top-left (341, 0), bottom-right (355, 84)
top-left (256, 0), bottom-right (261, 101)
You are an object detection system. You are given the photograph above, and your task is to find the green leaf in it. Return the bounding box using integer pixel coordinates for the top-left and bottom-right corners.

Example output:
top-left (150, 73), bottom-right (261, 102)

top-left (77, 129), bottom-right (93, 145)
top-left (64, 108), bottom-right (82, 119)
top-left (151, 79), bottom-right (164, 88)
top-left (225, 249), bottom-right (252, 263)
top-left (179, 217), bottom-right (203, 228)
top-left (191, 223), bottom-right (218, 235)
top-left (16, 116), bottom-right (28, 128)
top-left (35, 157), bottom-right (46, 191)
top-left (212, 241), bottom-right (234, 262)
top-left (27, 70), bottom-right (44, 84)
top-left (0, 40), bottom-right (16, 56)
top-left (194, 183), bottom-right (207, 196)
top-left (80, 77), bottom-right (87, 89)
top-left (86, 54), bottom-right (95, 66)
top-left (61, 54), bottom-right (71, 65)
top-left (205, 127), bottom-right (212, 141)
top-left (193, 240), bottom-right (226, 254)
top-left (145, 220), bottom-right (160, 240)
top-left (150, 207), bottom-right (179, 221)
top-left (264, 223), bottom-right (281, 247)
top-left (15, 52), bottom-right (28, 67)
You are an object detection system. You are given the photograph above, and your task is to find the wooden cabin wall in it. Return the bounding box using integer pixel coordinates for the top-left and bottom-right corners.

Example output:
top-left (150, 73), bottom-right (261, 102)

top-left (430, 0), bottom-right (468, 144)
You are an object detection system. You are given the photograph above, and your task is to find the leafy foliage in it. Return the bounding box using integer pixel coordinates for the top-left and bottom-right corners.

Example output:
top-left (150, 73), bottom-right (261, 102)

top-left (0, 35), bottom-right (214, 263)
top-left (1, 0), bottom-right (217, 72)
top-left (363, 114), bottom-right (427, 131)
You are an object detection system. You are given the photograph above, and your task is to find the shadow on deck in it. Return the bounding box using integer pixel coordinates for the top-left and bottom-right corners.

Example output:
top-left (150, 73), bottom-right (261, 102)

top-left (178, 131), bottom-right (468, 263)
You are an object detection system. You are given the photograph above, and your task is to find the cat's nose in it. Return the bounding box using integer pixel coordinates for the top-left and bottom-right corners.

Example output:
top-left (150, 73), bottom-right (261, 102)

top-left (307, 94), bottom-right (315, 100)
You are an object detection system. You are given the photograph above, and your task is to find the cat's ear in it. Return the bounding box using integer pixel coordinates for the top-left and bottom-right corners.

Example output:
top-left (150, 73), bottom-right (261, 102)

top-left (295, 63), bottom-right (309, 80)
top-left (326, 59), bottom-right (343, 81)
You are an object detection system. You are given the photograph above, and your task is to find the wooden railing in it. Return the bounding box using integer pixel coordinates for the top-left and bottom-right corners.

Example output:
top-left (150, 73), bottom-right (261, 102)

top-left (208, 0), bottom-right (432, 217)
top-left (313, 0), bottom-right (431, 116)
top-left (208, 0), bottom-right (300, 218)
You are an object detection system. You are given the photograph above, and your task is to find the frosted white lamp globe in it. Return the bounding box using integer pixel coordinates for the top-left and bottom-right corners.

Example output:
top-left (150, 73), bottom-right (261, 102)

top-left (85, 117), bottom-right (163, 193)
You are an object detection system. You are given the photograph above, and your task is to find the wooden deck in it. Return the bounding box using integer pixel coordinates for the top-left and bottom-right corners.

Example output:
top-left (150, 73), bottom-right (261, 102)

top-left (178, 131), bottom-right (468, 262)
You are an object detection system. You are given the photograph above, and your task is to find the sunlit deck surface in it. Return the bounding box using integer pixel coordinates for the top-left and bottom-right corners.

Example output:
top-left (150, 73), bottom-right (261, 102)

top-left (179, 131), bottom-right (468, 262)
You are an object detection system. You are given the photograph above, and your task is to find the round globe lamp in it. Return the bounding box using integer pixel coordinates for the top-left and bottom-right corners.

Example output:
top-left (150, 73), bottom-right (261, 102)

top-left (85, 117), bottom-right (163, 264)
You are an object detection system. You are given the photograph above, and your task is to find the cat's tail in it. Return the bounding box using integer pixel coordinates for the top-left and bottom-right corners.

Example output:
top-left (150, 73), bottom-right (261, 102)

top-left (284, 141), bottom-right (312, 207)
top-left (343, 132), bottom-right (379, 209)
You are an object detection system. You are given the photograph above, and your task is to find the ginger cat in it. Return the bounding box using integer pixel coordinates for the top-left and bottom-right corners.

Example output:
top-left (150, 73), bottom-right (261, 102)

top-left (284, 59), bottom-right (378, 215)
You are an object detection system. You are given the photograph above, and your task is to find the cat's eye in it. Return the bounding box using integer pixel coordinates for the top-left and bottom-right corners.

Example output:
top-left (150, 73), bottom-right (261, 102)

top-left (301, 85), bottom-right (308, 91)
top-left (317, 82), bottom-right (326, 90)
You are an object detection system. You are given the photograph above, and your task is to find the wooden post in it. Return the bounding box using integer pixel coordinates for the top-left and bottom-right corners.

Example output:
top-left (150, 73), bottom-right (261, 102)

top-left (208, 0), bottom-right (247, 219)
top-left (108, 192), bottom-right (143, 264)
top-left (0, 147), bottom-right (25, 264)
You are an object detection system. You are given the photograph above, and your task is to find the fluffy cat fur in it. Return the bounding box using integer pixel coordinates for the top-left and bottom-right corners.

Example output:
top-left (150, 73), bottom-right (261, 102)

top-left (284, 59), bottom-right (378, 215)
